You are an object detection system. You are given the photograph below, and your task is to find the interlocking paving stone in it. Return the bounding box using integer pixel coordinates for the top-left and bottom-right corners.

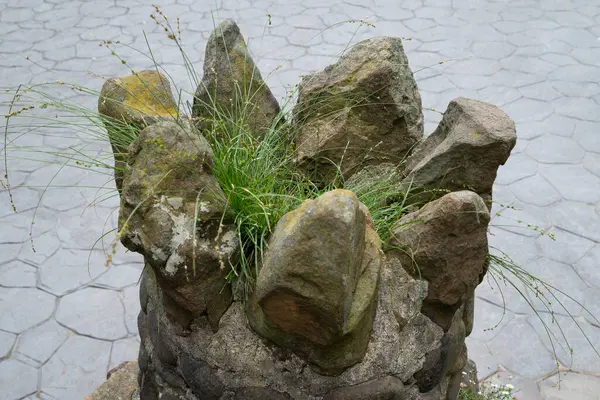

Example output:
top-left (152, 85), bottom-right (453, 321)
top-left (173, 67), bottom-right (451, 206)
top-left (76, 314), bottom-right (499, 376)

top-left (41, 335), bottom-right (111, 399)
top-left (0, 330), bottom-right (16, 358)
top-left (548, 201), bottom-right (600, 242)
top-left (94, 263), bottom-right (144, 290)
top-left (536, 229), bottom-right (595, 266)
top-left (123, 285), bottom-right (140, 336)
top-left (540, 371), bottom-right (600, 400)
top-left (469, 300), bottom-right (515, 343)
top-left (16, 319), bottom-right (69, 364)
top-left (576, 246), bottom-right (600, 290)
top-left (583, 153), bottom-right (600, 178)
top-left (495, 154), bottom-right (538, 185)
top-left (109, 336), bottom-right (140, 370)
top-left (38, 249), bottom-right (107, 296)
top-left (465, 337), bottom-right (498, 380)
top-left (0, 359), bottom-right (38, 400)
top-left (525, 258), bottom-right (589, 316)
top-left (56, 287), bottom-right (128, 340)
top-left (487, 315), bottom-right (558, 379)
top-left (582, 287), bottom-right (600, 328)
top-left (0, 260), bottom-right (37, 288)
top-left (2, 0), bottom-right (600, 397)
top-left (529, 314), bottom-right (600, 374)
top-left (509, 173), bottom-right (562, 207)
top-left (18, 232), bottom-right (61, 267)
top-left (540, 164), bottom-right (600, 204)
top-left (527, 135), bottom-right (585, 164)
top-left (0, 287), bottom-right (55, 334)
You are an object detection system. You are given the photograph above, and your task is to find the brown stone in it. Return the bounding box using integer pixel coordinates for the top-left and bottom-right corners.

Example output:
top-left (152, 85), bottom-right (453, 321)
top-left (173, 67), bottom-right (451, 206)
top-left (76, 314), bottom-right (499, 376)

top-left (248, 189), bottom-right (382, 374)
top-left (402, 97), bottom-right (516, 205)
top-left (388, 190), bottom-right (490, 329)
top-left (294, 36), bottom-right (423, 185)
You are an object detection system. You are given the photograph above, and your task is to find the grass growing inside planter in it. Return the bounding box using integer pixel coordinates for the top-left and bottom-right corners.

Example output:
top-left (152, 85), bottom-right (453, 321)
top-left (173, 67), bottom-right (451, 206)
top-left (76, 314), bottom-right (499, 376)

top-left (2, 6), bottom-right (600, 381)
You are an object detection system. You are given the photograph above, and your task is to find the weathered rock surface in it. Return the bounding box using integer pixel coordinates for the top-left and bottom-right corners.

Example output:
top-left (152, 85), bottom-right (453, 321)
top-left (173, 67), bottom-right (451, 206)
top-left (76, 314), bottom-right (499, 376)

top-left (294, 36), bottom-right (423, 185)
top-left (119, 120), bottom-right (238, 328)
top-left (414, 309), bottom-right (466, 393)
top-left (192, 19), bottom-right (280, 138)
top-left (98, 70), bottom-right (178, 190)
top-left (136, 255), bottom-right (445, 399)
top-left (100, 27), bottom-right (507, 400)
top-left (248, 189), bottom-right (382, 374)
top-left (86, 361), bottom-right (138, 400)
top-left (388, 190), bottom-right (490, 330)
top-left (402, 97), bottom-right (516, 206)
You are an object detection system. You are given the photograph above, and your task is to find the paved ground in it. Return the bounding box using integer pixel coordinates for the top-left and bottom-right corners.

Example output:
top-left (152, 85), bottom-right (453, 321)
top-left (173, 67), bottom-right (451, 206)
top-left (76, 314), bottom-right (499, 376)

top-left (1, 0), bottom-right (600, 399)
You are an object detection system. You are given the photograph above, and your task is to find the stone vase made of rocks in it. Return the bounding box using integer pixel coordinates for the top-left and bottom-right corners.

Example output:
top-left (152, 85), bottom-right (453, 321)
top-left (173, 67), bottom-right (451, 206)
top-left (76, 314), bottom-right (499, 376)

top-left (95, 20), bottom-right (516, 400)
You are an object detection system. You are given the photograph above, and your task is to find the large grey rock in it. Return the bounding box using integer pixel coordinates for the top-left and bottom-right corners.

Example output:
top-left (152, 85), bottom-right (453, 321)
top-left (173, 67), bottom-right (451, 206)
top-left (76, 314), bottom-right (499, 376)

top-left (388, 191), bottom-right (490, 330)
top-left (294, 36), bottom-right (423, 185)
top-left (119, 120), bottom-right (238, 328)
top-left (402, 97), bottom-right (516, 206)
top-left (192, 20), bottom-right (280, 139)
top-left (98, 70), bottom-right (178, 190)
top-left (248, 189), bottom-right (382, 374)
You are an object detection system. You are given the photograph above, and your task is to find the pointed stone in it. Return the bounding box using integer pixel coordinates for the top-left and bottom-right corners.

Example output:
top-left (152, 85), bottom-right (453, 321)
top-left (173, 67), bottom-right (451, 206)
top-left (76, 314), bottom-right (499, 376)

top-left (294, 36), bottom-right (423, 184)
top-left (192, 20), bottom-right (280, 139)
top-left (402, 97), bottom-right (516, 207)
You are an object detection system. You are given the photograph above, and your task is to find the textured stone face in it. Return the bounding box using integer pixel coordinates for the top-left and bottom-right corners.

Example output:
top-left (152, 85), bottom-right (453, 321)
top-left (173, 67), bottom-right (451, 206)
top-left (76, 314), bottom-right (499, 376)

top-left (192, 19), bottom-right (281, 138)
top-left (388, 190), bottom-right (490, 330)
top-left (119, 120), bottom-right (237, 328)
top-left (137, 262), bottom-right (444, 399)
top-left (294, 36), bottom-right (423, 184)
top-left (98, 70), bottom-right (178, 190)
top-left (248, 189), bottom-right (382, 374)
top-left (402, 97), bottom-right (517, 206)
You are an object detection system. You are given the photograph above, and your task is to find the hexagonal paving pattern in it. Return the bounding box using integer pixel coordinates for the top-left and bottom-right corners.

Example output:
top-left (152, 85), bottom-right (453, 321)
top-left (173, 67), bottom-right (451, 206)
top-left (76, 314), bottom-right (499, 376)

top-left (2, 0), bottom-right (600, 398)
top-left (0, 359), bottom-right (38, 400)
top-left (56, 287), bottom-right (128, 340)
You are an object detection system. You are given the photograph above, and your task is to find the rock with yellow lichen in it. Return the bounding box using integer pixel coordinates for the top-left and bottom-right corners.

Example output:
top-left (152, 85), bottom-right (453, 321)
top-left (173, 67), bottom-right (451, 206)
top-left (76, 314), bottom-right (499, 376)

top-left (119, 119), bottom-right (238, 329)
top-left (192, 19), bottom-right (281, 139)
top-left (98, 69), bottom-right (178, 190)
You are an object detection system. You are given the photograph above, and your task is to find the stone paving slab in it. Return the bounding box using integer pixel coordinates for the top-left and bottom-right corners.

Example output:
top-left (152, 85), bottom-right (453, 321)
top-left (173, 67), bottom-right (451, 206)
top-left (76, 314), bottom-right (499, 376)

top-left (1, 0), bottom-right (600, 398)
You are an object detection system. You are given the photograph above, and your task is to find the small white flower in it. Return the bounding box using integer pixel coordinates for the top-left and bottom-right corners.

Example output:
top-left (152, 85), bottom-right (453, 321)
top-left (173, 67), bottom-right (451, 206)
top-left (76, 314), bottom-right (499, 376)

top-left (506, 384), bottom-right (514, 390)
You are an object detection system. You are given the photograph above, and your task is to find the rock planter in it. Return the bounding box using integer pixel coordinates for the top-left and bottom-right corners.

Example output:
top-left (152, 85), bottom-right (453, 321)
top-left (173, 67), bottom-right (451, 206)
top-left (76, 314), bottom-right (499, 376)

top-left (93, 19), bottom-right (516, 400)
